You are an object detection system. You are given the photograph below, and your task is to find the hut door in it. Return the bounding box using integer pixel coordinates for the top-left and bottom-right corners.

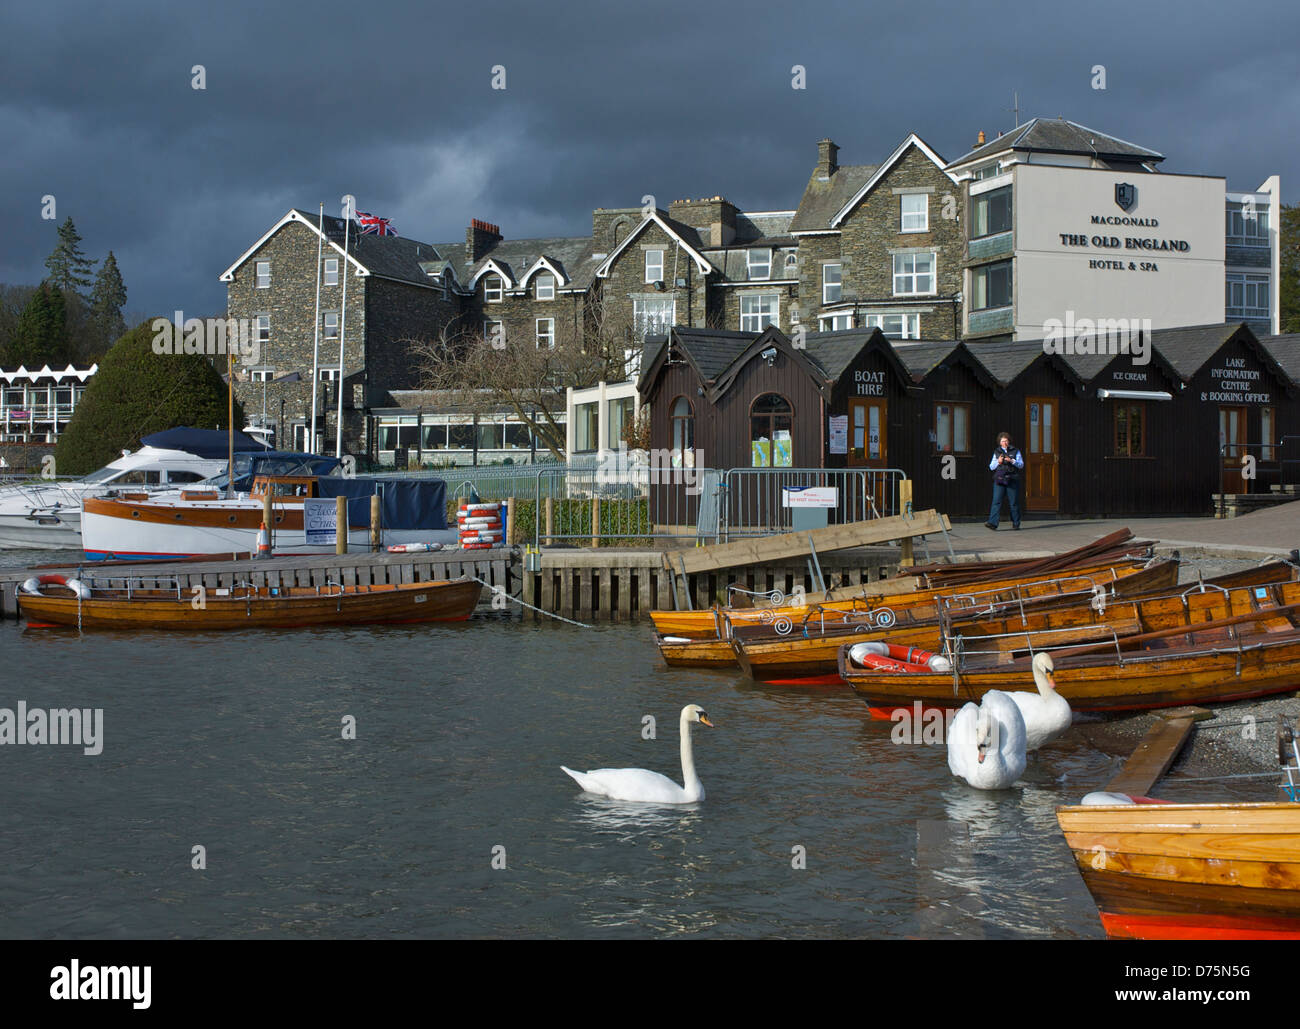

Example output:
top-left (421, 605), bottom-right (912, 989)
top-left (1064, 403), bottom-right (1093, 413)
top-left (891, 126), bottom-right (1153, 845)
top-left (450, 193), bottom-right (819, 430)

top-left (1220, 406), bottom-right (1247, 494)
top-left (1024, 397), bottom-right (1059, 511)
top-left (850, 399), bottom-right (888, 515)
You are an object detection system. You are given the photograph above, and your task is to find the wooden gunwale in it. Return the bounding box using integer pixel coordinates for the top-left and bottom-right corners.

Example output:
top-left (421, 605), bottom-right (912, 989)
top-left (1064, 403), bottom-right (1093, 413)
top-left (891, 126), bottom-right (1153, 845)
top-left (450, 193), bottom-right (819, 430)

top-left (840, 602), bottom-right (1300, 711)
top-left (17, 578), bottom-right (481, 630)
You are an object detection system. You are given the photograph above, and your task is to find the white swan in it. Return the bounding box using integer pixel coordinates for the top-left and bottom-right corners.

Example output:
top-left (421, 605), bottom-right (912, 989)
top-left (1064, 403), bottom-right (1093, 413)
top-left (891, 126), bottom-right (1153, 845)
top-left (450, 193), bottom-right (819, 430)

top-left (1005, 653), bottom-right (1072, 751)
top-left (947, 690), bottom-right (1027, 790)
top-left (562, 704), bottom-right (714, 804)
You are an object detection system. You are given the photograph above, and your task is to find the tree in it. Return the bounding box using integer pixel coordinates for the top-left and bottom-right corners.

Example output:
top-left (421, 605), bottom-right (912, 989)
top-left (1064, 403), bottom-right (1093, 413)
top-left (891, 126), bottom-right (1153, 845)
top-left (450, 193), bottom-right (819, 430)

top-left (0, 284), bottom-right (37, 365)
top-left (55, 319), bottom-right (243, 476)
top-left (413, 291), bottom-right (639, 460)
top-left (2, 282), bottom-right (70, 368)
top-left (1281, 203), bottom-right (1300, 334)
top-left (89, 251), bottom-right (128, 358)
top-left (44, 217), bottom-right (95, 300)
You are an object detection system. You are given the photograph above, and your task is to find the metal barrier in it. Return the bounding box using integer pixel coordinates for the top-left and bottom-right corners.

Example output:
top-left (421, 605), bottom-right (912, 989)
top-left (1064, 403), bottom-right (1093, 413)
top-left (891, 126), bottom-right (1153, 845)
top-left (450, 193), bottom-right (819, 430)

top-left (717, 467), bottom-right (906, 540)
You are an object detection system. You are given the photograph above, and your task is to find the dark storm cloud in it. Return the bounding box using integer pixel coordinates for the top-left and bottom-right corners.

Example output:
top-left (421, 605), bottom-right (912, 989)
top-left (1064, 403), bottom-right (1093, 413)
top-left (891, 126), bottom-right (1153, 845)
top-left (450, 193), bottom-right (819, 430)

top-left (1, 0), bottom-right (1296, 318)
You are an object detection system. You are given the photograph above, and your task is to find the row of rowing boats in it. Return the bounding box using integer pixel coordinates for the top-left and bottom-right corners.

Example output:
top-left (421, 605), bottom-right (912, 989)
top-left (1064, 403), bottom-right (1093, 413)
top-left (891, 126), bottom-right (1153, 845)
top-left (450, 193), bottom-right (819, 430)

top-left (647, 529), bottom-right (1300, 938)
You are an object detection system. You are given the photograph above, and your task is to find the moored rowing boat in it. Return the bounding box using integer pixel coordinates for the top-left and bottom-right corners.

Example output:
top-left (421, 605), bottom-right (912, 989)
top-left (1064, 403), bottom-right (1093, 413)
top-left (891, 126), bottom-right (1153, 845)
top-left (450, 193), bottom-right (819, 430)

top-left (16, 576), bottom-right (482, 630)
top-left (1056, 802), bottom-right (1300, 939)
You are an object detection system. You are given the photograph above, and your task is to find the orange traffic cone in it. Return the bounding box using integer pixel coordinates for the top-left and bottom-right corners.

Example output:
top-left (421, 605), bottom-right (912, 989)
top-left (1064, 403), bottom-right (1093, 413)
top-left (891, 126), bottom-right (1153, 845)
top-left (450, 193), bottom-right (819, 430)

top-left (256, 521), bottom-right (271, 559)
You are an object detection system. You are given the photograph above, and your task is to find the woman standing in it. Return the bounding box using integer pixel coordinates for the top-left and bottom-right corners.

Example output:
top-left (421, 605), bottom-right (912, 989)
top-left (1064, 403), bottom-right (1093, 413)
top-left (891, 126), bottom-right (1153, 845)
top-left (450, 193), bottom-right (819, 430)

top-left (986, 431), bottom-right (1024, 530)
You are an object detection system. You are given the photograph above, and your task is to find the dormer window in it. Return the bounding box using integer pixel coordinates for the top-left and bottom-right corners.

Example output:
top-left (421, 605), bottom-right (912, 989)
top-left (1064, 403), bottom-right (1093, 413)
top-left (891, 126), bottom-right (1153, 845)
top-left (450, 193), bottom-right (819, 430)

top-left (645, 250), bottom-right (664, 284)
top-left (484, 274), bottom-right (503, 303)
top-left (748, 249), bottom-right (771, 280)
top-left (536, 273), bottom-right (555, 300)
top-left (785, 252), bottom-right (798, 273)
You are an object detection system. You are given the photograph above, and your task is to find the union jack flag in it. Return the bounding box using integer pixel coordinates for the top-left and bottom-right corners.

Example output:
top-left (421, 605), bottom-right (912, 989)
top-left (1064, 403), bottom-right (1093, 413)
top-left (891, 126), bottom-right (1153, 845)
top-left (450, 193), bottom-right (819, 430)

top-left (356, 211), bottom-right (397, 236)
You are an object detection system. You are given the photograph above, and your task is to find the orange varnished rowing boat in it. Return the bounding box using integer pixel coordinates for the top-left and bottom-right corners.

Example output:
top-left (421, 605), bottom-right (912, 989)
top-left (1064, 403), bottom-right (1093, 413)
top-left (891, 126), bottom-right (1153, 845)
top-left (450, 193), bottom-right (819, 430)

top-left (16, 576), bottom-right (482, 630)
top-left (734, 562), bottom-right (1297, 683)
top-left (1056, 802), bottom-right (1300, 939)
top-left (839, 601), bottom-right (1300, 712)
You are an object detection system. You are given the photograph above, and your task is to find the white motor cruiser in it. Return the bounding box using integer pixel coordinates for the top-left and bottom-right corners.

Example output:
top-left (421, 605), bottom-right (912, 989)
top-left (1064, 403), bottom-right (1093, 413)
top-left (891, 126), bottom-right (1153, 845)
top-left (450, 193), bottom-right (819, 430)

top-left (0, 427), bottom-right (265, 550)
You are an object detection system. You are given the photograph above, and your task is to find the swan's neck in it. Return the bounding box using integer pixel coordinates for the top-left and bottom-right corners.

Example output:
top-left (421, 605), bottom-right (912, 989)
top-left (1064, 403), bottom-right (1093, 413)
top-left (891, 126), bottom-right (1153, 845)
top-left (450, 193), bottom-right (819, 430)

top-left (679, 715), bottom-right (700, 794)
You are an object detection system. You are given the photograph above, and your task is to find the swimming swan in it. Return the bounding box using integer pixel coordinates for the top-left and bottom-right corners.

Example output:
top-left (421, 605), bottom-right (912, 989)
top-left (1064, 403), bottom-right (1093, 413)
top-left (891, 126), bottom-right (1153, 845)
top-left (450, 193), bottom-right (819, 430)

top-left (562, 704), bottom-right (713, 804)
top-left (1005, 653), bottom-right (1072, 751)
top-left (947, 690), bottom-right (1027, 790)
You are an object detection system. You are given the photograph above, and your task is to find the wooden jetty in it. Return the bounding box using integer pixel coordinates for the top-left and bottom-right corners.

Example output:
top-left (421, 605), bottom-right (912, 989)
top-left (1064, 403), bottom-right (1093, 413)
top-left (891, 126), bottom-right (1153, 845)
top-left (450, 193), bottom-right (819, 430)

top-left (2, 544), bottom-right (909, 624)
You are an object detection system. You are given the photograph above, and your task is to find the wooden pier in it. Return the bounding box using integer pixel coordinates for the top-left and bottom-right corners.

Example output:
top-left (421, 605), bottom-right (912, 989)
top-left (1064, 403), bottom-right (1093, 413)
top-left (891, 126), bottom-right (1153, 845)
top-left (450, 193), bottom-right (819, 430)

top-left (2, 545), bottom-right (907, 624)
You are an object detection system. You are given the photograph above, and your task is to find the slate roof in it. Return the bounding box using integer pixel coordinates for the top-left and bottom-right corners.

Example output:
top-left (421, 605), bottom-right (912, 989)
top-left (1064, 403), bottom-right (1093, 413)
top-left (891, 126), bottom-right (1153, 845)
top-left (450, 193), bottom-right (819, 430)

top-left (1146, 322), bottom-right (1242, 380)
top-left (298, 210), bottom-right (448, 290)
top-left (945, 118), bottom-right (1164, 170)
top-left (788, 164), bottom-right (878, 233)
top-left (428, 233), bottom-right (600, 290)
top-left (734, 211), bottom-right (796, 244)
top-left (1258, 334), bottom-right (1300, 384)
top-left (892, 341), bottom-right (963, 380)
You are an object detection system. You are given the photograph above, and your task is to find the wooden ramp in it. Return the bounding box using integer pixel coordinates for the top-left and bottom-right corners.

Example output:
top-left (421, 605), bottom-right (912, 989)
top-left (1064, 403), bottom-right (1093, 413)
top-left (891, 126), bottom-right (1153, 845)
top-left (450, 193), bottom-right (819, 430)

top-left (665, 509), bottom-right (951, 576)
top-left (1105, 706), bottom-right (1213, 797)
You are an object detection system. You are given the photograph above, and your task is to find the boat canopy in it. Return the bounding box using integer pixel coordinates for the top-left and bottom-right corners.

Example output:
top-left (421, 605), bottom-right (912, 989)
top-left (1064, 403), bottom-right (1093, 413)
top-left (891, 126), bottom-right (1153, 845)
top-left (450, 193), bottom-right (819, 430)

top-left (141, 426), bottom-right (270, 459)
top-left (317, 478), bottom-right (447, 530)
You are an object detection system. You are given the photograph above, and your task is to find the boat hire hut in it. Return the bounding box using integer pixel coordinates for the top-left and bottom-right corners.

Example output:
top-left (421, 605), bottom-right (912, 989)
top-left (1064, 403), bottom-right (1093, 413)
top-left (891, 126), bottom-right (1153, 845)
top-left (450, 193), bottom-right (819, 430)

top-left (637, 322), bottom-right (1298, 527)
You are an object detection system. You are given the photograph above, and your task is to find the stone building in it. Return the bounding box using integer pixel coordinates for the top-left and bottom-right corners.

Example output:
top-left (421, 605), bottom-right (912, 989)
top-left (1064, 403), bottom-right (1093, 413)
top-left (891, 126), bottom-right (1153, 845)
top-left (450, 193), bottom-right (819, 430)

top-left (220, 119), bottom-right (1278, 461)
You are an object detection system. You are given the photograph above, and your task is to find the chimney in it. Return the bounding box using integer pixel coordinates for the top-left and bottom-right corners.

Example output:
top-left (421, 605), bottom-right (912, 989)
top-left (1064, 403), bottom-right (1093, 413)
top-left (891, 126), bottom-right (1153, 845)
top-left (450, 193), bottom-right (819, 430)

top-left (977, 130), bottom-right (986, 147)
top-left (467, 218), bottom-right (502, 262)
top-left (816, 138), bottom-right (839, 180)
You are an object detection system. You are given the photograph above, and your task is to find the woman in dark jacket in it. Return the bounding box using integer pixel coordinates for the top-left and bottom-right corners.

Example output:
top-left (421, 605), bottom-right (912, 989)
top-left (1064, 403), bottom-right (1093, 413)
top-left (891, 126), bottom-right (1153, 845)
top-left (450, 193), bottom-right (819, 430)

top-left (987, 431), bottom-right (1024, 530)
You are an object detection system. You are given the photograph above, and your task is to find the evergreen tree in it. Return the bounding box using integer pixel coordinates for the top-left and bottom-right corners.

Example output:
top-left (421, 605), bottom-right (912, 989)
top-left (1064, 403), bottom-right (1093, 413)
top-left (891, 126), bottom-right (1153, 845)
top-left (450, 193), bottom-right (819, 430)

top-left (2, 282), bottom-right (70, 368)
top-left (89, 251), bottom-right (128, 357)
top-left (1281, 203), bottom-right (1300, 334)
top-left (44, 217), bottom-right (94, 300)
top-left (55, 319), bottom-right (243, 476)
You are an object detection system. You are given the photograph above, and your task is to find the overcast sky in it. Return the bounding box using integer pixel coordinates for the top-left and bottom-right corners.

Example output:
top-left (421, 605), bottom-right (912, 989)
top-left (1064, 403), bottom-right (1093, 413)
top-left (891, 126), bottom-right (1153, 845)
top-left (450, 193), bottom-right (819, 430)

top-left (2, 0), bottom-right (1296, 319)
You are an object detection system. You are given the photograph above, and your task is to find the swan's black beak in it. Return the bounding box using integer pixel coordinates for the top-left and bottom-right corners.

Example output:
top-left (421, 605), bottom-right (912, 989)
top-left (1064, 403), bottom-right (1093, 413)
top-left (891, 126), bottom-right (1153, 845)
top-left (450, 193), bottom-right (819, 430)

top-left (698, 713), bottom-right (714, 728)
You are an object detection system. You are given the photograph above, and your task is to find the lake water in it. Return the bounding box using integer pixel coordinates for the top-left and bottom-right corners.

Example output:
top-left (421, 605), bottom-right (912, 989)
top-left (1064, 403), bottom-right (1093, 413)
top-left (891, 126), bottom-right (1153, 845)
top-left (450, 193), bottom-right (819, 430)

top-left (0, 598), bottom-right (1181, 941)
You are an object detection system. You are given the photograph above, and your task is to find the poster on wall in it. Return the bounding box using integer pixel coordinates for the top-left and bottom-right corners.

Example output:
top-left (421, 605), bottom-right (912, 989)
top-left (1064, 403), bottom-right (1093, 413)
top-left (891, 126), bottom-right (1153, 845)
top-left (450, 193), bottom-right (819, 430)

top-left (773, 430), bottom-right (792, 467)
top-left (828, 416), bottom-right (847, 455)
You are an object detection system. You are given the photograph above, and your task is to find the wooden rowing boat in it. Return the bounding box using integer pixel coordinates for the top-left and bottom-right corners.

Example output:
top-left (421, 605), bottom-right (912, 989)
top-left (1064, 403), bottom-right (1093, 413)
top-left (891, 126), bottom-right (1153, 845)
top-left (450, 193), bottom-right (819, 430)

top-left (16, 576), bottom-right (482, 629)
top-left (839, 602), bottom-right (1300, 712)
top-left (732, 562), bottom-right (1297, 683)
top-left (651, 553), bottom-right (1156, 639)
top-left (1056, 802), bottom-right (1300, 939)
top-left (654, 556), bottom-right (1182, 671)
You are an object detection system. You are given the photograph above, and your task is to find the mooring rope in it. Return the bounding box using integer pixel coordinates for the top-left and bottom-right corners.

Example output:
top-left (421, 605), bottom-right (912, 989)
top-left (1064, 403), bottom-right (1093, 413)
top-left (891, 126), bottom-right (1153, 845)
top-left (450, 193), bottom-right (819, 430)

top-left (468, 575), bottom-right (593, 629)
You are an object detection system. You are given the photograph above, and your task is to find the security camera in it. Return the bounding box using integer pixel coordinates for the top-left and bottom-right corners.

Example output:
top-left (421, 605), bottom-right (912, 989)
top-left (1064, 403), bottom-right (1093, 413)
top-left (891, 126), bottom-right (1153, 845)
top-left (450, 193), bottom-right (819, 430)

top-left (761, 347), bottom-right (778, 364)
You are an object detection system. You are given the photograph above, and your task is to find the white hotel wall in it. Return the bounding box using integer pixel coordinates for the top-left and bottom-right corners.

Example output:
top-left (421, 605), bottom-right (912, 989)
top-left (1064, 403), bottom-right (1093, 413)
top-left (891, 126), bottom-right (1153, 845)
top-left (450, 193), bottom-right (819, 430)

top-left (1012, 164), bottom-right (1225, 338)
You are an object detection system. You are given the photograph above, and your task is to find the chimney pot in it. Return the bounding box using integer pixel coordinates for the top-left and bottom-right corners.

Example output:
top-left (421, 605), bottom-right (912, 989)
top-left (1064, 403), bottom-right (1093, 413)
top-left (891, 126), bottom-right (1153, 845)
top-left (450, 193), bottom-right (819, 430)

top-left (977, 130), bottom-right (986, 146)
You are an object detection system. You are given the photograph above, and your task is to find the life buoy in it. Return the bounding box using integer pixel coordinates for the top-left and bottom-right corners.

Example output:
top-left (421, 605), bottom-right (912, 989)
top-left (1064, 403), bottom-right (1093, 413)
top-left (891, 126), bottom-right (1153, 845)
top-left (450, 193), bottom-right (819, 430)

top-left (848, 641), bottom-right (950, 673)
top-left (19, 574), bottom-right (91, 599)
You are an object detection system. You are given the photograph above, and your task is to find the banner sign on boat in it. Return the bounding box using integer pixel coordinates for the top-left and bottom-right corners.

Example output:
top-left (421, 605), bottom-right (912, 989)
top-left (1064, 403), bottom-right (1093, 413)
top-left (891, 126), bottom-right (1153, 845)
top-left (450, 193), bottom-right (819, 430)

top-left (782, 486), bottom-right (837, 508)
top-left (303, 497), bottom-right (337, 545)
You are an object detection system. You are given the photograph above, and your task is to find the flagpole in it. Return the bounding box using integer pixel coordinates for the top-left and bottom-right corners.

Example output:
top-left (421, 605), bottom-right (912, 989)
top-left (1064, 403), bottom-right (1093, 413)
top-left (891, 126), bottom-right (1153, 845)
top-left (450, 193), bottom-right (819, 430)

top-left (336, 204), bottom-right (350, 459)
top-left (309, 203), bottom-right (324, 454)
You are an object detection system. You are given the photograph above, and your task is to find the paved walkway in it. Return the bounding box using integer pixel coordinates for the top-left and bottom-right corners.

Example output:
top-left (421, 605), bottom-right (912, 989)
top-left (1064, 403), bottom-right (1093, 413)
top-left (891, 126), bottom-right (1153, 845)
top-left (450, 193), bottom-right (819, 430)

top-left (935, 500), bottom-right (1300, 561)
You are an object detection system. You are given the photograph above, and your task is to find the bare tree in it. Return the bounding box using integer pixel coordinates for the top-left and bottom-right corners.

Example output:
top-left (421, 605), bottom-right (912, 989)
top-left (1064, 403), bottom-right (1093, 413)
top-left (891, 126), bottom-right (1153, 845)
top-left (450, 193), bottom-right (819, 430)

top-left (411, 287), bottom-right (643, 460)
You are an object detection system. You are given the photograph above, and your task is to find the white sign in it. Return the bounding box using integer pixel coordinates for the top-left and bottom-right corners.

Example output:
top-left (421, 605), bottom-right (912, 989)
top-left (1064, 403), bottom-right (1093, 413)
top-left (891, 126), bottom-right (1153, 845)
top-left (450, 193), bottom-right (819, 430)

top-left (304, 497), bottom-right (338, 545)
top-left (782, 486), bottom-right (837, 509)
top-left (828, 416), bottom-right (848, 455)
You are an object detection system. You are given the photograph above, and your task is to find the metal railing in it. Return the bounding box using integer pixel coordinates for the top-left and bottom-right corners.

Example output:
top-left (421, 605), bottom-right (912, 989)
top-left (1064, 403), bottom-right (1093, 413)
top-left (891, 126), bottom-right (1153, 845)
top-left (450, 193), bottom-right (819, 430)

top-left (717, 467), bottom-right (906, 540)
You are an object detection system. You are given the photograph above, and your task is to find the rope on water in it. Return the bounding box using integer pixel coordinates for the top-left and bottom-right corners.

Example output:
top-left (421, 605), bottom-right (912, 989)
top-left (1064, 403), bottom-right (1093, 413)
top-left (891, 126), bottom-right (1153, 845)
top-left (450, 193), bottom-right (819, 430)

top-left (469, 575), bottom-right (593, 629)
